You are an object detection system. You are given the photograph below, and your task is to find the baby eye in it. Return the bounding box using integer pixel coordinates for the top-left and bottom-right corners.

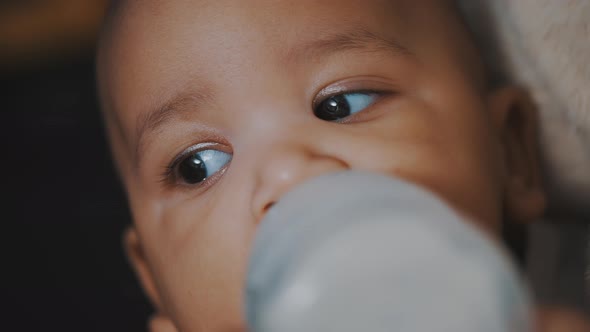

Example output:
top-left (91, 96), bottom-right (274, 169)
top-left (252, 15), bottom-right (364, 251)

top-left (314, 92), bottom-right (378, 121)
top-left (176, 149), bottom-right (232, 185)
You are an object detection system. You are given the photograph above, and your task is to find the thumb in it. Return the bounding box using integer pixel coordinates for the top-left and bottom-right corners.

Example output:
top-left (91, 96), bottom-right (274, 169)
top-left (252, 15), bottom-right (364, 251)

top-left (537, 308), bottom-right (590, 332)
top-left (148, 314), bottom-right (178, 332)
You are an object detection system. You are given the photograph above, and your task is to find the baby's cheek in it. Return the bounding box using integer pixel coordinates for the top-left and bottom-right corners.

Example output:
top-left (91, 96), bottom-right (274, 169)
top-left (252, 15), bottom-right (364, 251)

top-left (158, 239), bottom-right (248, 328)
top-left (352, 132), bottom-right (503, 236)
top-left (346, 106), bottom-right (500, 221)
top-left (414, 165), bottom-right (503, 237)
top-left (140, 193), bottom-right (252, 330)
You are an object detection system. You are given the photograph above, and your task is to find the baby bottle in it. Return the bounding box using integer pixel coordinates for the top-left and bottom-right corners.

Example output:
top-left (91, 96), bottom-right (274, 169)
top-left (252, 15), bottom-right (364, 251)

top-left (245, 171), bottom-right (533, 332)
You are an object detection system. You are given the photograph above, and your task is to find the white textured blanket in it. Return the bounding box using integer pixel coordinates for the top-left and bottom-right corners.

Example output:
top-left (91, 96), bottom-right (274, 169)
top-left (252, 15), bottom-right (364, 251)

top-left (459, 0), bottom-right (590, 312)
top-left (460, 0), bottom-right (590, 217)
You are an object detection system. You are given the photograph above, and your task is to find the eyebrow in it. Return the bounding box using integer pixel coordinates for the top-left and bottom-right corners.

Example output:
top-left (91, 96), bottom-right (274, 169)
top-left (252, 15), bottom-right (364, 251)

top-left (285, 26), bottom-right (413, 65)
top-left (135, 88), bottom-right (215, 167)
top-left (134, 27), bottom-right (413, 166)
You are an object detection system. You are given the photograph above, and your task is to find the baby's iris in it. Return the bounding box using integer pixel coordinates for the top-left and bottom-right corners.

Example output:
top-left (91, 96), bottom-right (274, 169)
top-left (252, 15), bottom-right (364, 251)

top-left (178, 149), bottom-right (231, 184)
top-left (314, 92), bottom-right (378, 121)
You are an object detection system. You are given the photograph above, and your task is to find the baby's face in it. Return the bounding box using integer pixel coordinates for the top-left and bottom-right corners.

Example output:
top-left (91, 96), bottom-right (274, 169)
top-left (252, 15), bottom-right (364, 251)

top-left (98, 0), bottom-right (544, 330)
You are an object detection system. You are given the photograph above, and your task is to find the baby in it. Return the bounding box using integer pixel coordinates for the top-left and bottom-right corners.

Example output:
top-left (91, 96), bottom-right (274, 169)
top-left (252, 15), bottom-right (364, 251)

top-left (96, 0), bottom-right (589, 331)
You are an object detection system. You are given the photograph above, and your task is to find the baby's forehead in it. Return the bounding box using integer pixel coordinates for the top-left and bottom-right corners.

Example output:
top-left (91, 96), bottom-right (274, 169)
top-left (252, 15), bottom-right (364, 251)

top-left (98, 0), bottom-right (473, 170)
top-left (100, 0), bottom-right (456, 104)
top-left (100, 1), bottom-right (411, 113)
top-left (101, 0), bottom-right (456, 64)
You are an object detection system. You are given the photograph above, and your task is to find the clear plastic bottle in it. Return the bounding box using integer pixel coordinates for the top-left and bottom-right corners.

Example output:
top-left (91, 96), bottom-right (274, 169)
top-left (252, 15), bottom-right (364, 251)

top-left (246, 171), bottom-right (532, 332)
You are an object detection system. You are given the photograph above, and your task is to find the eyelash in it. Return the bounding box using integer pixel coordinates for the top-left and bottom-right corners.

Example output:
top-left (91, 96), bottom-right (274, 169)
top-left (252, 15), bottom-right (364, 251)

top-left (159, 144), bottom-right (231, 189)
top-left (159, 85), bottom-right (393, 189)
top-left (313, 89), bottom-right (389, 122)
top-left (160, 159), bottom-right (181, 185)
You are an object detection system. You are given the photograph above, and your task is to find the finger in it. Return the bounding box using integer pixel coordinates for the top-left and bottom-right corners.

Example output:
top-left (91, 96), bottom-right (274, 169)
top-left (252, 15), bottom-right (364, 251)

top-left (148, 314), bottom-right (178, 332)
top-left (537, 308), bottom-right (590, 332)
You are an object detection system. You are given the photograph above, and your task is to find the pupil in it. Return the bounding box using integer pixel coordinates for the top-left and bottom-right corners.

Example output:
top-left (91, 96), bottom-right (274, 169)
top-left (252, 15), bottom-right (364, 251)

top-left (315, 95), bottom-right (350, 121)
top-left (179, 154), bottom-right (207, 184)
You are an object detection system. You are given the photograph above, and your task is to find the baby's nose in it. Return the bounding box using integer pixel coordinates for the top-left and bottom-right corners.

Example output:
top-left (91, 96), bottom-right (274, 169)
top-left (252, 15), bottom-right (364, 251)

top-left (251, 142), bottom-right (348, 221)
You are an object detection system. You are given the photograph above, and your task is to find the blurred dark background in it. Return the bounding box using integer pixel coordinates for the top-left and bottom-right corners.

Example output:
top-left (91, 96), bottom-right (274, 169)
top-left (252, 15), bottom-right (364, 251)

top-left (3, 1), bottom-right (151, 331)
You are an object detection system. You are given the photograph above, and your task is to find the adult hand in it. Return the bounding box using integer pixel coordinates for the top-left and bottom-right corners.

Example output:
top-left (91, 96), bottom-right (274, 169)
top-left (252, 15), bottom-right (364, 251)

top-left (148, 314), bottom-right (178, 332)
top-left (147, 308), bottom-right (590, 332)
top-left (537, 308), bottom-right (590, 332)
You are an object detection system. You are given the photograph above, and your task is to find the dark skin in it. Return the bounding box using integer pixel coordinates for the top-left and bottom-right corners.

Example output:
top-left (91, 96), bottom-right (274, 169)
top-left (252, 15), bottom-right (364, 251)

top-left (97, 0), bottom-right (588, 331)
